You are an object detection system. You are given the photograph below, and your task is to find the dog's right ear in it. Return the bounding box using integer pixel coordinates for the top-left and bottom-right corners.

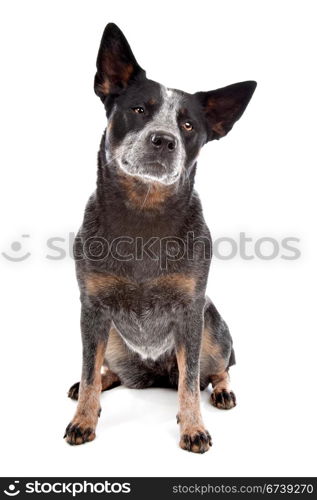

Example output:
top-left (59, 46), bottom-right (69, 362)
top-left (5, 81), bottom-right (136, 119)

top-left (94, 23), bottom-right (146, 101)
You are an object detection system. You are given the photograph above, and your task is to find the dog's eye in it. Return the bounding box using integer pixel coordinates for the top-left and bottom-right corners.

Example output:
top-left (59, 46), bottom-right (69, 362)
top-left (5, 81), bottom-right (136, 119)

top-left (131, 106), bottom-right (145, 114)
top-left (182, 121), bottom-right (193, 131)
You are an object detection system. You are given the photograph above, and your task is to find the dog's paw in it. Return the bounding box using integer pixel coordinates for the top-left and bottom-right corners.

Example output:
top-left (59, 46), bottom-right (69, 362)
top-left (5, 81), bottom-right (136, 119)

top-left (64, 422), bottom-right (96, 445)
top-left (67, 382), bottom-right (80, 400)
top-left (179, 428), bottom-right (212, 454)
top-left (211, 389), bottom-right (236, 410)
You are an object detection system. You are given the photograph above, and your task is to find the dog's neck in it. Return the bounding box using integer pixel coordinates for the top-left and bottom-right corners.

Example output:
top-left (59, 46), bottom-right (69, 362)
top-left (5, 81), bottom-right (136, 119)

top-left (96, 132), bottom-right (197, 231)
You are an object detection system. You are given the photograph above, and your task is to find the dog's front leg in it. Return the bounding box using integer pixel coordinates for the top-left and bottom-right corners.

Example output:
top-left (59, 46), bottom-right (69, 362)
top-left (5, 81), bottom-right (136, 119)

top-left (64, 304), bottom-right (110, 445)
top-left (175, 304), bottom-right (212, 453)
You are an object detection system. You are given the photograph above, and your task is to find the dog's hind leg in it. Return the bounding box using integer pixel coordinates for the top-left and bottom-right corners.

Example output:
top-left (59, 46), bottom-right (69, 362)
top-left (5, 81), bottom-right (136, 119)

top-left (68, 367), bottom-right (121, 401)
top-left (200, 297), bottom-right (237, 410)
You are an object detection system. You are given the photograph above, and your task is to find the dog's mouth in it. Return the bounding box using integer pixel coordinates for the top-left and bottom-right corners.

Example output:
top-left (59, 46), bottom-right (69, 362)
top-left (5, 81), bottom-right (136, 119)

top-left (120, 158), bottom-right (180, 185)
top-left (144, 160), bottom-right (168, 171)
top-left (122, 158), bottom-right (167, 171)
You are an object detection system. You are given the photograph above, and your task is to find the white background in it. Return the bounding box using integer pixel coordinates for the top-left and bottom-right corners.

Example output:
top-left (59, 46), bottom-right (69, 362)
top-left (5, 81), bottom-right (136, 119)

top-left (0, 0), bottom-right (316, 477)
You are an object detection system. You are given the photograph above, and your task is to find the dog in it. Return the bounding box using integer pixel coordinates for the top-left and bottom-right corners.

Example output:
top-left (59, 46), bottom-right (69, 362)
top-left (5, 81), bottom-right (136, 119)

top-left (64, 22), bottom-right (256, 453)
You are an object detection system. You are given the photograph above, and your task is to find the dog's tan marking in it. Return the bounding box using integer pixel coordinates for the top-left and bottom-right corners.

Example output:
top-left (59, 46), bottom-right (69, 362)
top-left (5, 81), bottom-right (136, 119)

top-left (176, 347), bottom-right (202, 428)
top-left (85, 272), bottom-right (196, 298)
top-left (153, 274), bottom-right (196, 296)
top-left (120, 63), bottom-right (134, 84)
top-left (200, 326), bottom-right (227, 374)
top-left (205, 97), bottom-right (241, 137)
top-left (210, 370), bottom-right (230, 391)
top-left (143, 184), bottom-right (173, 209)
top-left (201, 327), bottom-right (221, 357)
top-left (101, 368), bottom-right (120, 391)
top-left (119, 174), bottom-right (174, 209)
top-left (100, 78), bottom-right (111, 95)
top-left (65, 340), bottom-right (106, 445)
top-left (85, 273), bottom-right (131, 296)
top-left (99, 62), bottom-right (134, 96)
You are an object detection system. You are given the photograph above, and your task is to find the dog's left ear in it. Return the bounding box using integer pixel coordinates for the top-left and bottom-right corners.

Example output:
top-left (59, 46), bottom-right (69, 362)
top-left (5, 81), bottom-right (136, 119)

top-left (94, 23), bottom-right (146, 101)
top-left (195, 81), bottom-right (257, 141)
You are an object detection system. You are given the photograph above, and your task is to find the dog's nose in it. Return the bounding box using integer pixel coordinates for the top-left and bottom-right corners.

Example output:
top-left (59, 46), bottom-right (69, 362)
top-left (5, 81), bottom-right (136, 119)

top-left (150, 132), bottom-right (177, 152)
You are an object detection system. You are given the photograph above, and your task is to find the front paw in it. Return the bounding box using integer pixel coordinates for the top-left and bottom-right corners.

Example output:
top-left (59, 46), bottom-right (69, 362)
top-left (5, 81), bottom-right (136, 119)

top-left (64, 421), bottom-right (96, 445)
top-left (179, 428), bottom-right (212, 454)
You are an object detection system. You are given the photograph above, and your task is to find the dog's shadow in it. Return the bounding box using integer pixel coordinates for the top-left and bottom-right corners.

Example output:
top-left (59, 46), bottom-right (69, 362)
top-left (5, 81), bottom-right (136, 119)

top-left (93, 384), bottom-right (215, 434)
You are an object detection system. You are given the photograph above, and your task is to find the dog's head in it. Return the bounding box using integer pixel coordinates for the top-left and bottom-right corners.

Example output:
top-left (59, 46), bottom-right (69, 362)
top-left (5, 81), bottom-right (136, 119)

top-left (95, 23), bottom-right (256, 186)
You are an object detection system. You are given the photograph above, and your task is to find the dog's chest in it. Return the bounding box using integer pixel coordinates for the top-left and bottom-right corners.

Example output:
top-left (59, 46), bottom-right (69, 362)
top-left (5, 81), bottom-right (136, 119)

top-left (84, 271), bottom-right (196, 359)
top-left (113, 308), bottom-right (175, 360)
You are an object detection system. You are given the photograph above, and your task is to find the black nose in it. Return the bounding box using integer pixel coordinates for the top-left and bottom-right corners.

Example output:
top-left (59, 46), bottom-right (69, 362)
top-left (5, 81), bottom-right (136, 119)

top-left (150, 132), bottom-right (177, 152)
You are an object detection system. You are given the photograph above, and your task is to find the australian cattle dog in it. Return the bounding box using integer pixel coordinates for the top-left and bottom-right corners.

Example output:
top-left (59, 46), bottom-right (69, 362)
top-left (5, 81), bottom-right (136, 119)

top-left (64, 23), bottom-right (256, 453)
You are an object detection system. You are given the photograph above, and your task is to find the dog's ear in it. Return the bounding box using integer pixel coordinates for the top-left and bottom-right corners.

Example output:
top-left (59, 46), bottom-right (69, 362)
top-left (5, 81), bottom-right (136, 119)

top-left (94, 23), bottom-right (146, 101)
top-left (195, 81), bottom-right (257, 141)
